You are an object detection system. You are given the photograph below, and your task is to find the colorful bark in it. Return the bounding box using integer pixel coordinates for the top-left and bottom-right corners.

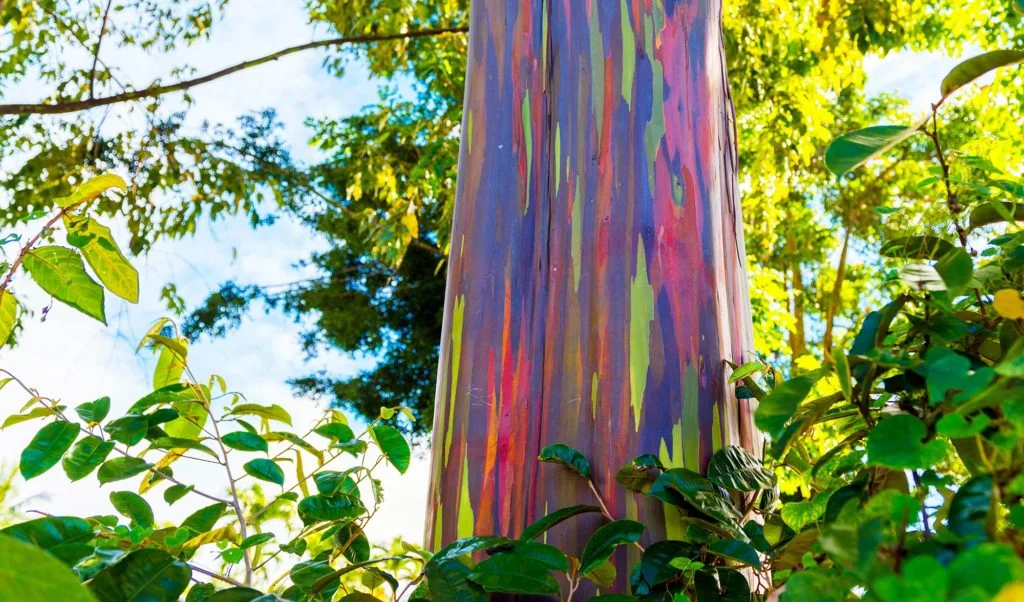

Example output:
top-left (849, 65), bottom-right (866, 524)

top-left (426, 0), bottom-right (756, 590)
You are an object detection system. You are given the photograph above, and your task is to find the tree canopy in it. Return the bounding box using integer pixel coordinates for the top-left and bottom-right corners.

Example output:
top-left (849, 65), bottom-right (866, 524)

top-left (1, 0), bottom-right (1022, 432)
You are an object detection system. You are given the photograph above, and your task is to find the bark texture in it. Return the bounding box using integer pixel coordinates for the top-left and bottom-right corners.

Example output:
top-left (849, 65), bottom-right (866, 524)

top-left (426, 0), bottom-right (756, 589)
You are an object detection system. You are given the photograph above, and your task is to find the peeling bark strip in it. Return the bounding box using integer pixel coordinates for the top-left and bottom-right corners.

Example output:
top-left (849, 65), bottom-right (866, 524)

top-left (427, 0), bottom-right (756, 587)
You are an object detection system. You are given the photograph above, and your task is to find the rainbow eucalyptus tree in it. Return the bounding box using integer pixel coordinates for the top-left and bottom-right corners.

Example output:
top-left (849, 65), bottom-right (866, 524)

top-left (426, 0), bottom-right (757, 584)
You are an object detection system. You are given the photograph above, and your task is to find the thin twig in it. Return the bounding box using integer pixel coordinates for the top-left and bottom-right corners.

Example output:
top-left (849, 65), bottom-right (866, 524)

top-left (88, 0), bottom-right (115, 99)
top-left (0, 26), bottom-right (468, 116)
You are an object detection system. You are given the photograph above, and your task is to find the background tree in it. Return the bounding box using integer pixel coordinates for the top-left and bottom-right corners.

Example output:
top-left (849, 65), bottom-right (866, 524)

top-left (1, 0), bottom-right (1022, 435)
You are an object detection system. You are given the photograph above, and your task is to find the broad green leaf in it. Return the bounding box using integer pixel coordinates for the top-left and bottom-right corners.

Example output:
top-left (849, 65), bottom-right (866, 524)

top-left (0, 534), bottom-right (98, 602)
top-left (616, 464), bottom-right (657, 493)
top-left (1, 516), bottom-right (94, 566)
top-left (222, 431), bottom-right (268, 452)
top-left (537, 443), bottom-right (592, 479)
top-left (694, 567), bottom-right (750, 602)
top-left (728, 361), bottom-right (766, 384)
top-left (369, 424), bottom-right (410, 473)
top-left (334, 523), bottom-right (371, 563)
top-left (506, 540), bottom-right (569, 571)
top-left (297, 493), bottom-right (364, 523)
top-left (432, 535), bottom-right (512, 562)
top-left (880, 235), bottom-right (955, 260)
top-left (948, 475), bottom-right (993, 546)
top-left (54, 174), bottom-right (126, 209)
top-left (313, 470), bottom-right (359, 497)
top-left (243, 458), bottom-right (284, 485)
top-left (182, 503), bottom-right (227, 534)
top-left (105, 415), bottom-right (148, 445)
top-left (152, 339), bottom-right (186, 390)
top-left (467, 552), bottom-right (561, 596)
top-left (163, 397), bottom-right (208, 441)
top-left (185, 583), bottom-right (215, 602)
top-left (824, 125), bottom-right (921, 177)
top-left (754, 370), bottom-right (824, 437)
top-left (22, 246), bottom-right (105, 323)
top-left (834, 350), bottom-right (852, 401)
top-left (20, 421), bottom-right (79, 480)
top-left (636, 540), bottom-right (700, 587)
top-left (935, 248), bottom-right (973, 292)
top-left (867, 414), bottom-right (947, 470)
top-left (240, 532), bottom-right (275, 549)
top-left (148, 437), bottom-right (218, 458)
top-left (650, 469), bottom-right (742, 529)
top-left (97, 456), bottom-right (152, 484)
top-left (314, 422), bottom-right (355, 442)
top-left (0, 291), bottom-right (16, 345)
top-left (127, 384), bottom-right (194, 414)
top-left (204, 588), bottom-right (267, 601)
top-left (425, 557), bottom-right (488, 602)
top-left (75, 396), bottom-right (111, 423)
top-left (706, 446), bottom-right (775, 492)
top-left (227, 403), bottom-right (292, 426)
top-left (109, 491), bottom-right (154, 528)
top-left (579, 519), bottom-right (644, 575)
top-left (3, 405), bottom-right (61, 429)
top-left (970, 201), bottom-right (1024, 230)
top-left (948, 543), bottom-right (1024, 598)
top-left (708, 539), bottom-right (761, 568)
top-left (62, 435), bottom-right (115, 481)
top-left (941, 50), bottom-right (1024, 98)
top-left (164, 484), bottom-right (193, 505)
top-left (65, 216), bottom-right (138, 303)
top-left (87, 548), bottom-right (191, 602)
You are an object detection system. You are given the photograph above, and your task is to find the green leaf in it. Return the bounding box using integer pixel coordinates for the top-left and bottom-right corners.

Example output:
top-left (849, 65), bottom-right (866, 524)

top-left (227, 403), bottom-right (292, 426)
top-left (425, 557), bottom-right (488, 602)
top-left (185, 583), bottom-right (215, 602)
top-left (222, 431), bottom-right (268, 452)
top-left (62, 435), bottom-right (115, 481)
top-left (1, 516), bottom-right (94, 566)
top-left (935, 248), bottom-right (973, 292)
top-left (537, 443), bottom-right (592, 479)
top-left (242, 458), bottom-right (284, 485)
top-left (579, 519), bottom-right (644, 575)
top-left (728, 361), bottom-right (766, 384)
top-left (20, 421), bottom-right (79, 480)
top-left (22, 246), bottom-right (105, 323)
top-left (941, 50), bottom-right (1024, 98)
top-left (127, 383), bottom-right (194, 413)
top-left (314, 422), bottom-right (355, 442)
top-left (3, 405), bottom-right (62, 429)
top-left (0, 291), bottom-right (17, 345)
top-left (109, 491), bottom-right (154, 528)
top-left (0, 534), bottom-right (99, 602)
top-left (880, 235), bottom-right (955, 260)
top-left (707, 539), bottom-right (761, 568)
top-left (164, 484), bottom-right (193, 505)
top-left (204, 588), bottom-right (268, 602)
top-left (297, 494), bottom-right (364, 523)
top-left (467, 552), bottom-right (561, 596)
top-left (65, 216), bottom-right (138, 303)
top-left (240, 532), bottom-right (275, 549)
top-left (969, 201), bottom-right (1024, 230)
top-left (369, 424), bottom-right (410, 473)
top-left (948, 543), bottom-right (1024, 598)
top-left (97, 456), bottom-right (152, 485)
top-left (706, 446), bottom-right (775, 492)
top-left (87, 548), bottom-right (191, 602)
top-left (834, 350), bottom-right (852, 402)
top-left (313, 470), bottom-right (359, 497)
top-left (650, 469), bottom-right (742, 529)
top-left (54, 174), bottom-right (126, 209)
top-left (182, 503), bottom-right (227, 534)
top-left (75, 396), bottom-right (110, 423)
top-left (694, 567), bottom-right (750, 602)
top-left (148, 437), bottom-right (218, 458)
top-left (948, 475), bottom-right (993, 546)
top-left (754, 370), bottom-right (824, 437)
top-left (867, 414), bottom-right (947, 470)
top-left (105, 415), bottom-right (148, 445)
top-left (824, 125), bottom-right (921, 177)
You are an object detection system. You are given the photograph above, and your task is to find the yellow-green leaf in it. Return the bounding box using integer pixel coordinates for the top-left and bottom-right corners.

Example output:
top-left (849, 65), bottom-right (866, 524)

top-left (0, 291), bottom-right (17, 346)
top-left (65, 216), bottom-right (138, 303)
top-left (54, 174), bottom-right (126, 209)
top-left (22, 246), bottom-right (105, 323)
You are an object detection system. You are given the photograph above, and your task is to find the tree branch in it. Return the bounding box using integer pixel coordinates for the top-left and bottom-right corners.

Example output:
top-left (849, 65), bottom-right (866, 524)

top-left (0, 26), bottom-right (469, 116)
top-left (88, 0), bottom-right (115, 100)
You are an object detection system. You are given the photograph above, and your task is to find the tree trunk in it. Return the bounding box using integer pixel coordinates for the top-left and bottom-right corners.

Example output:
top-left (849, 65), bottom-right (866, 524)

top-left (426, 0), bottom-right (756, 591)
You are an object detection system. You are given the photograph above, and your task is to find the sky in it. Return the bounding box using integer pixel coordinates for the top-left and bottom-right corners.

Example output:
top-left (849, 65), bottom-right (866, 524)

top-left (0, 0), bottom-right (981, 572)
